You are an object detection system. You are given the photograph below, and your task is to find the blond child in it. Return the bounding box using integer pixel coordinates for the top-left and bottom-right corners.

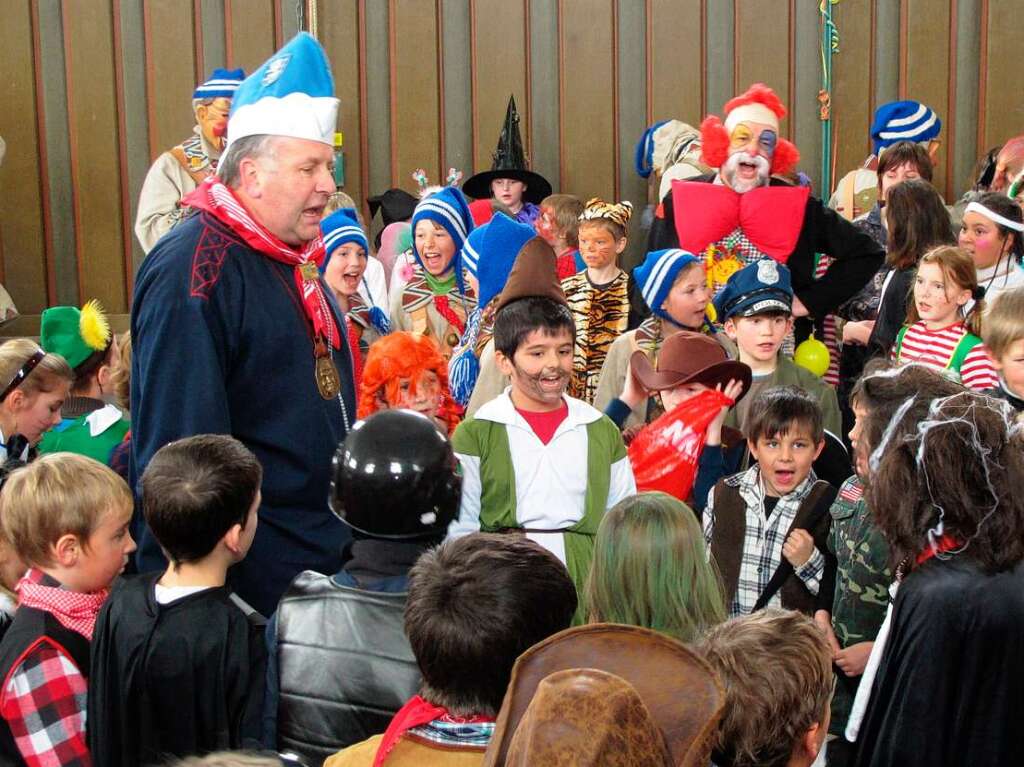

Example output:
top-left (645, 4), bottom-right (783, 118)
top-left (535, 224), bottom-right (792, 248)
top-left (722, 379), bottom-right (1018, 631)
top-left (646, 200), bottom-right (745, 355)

top-left (0, 454), bottom-right (135, 765)
top-left (0, 339), bottom-right (73, 461)
top-left (982, 285), bottom-right (1024, 411)
top-left (537, 193), bottom-right (585, 280)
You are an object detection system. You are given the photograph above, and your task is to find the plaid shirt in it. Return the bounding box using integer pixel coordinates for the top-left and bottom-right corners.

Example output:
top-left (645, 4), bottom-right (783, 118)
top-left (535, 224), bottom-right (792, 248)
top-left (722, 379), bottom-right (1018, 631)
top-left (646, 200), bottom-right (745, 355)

top-left (704, 465), bottom-right (825, 617)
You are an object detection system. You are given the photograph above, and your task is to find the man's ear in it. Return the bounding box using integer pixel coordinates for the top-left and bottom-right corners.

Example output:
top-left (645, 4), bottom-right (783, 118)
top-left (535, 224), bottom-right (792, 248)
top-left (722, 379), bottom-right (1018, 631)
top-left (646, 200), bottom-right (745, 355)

top-left (238, 156), bottom-right (264, 198)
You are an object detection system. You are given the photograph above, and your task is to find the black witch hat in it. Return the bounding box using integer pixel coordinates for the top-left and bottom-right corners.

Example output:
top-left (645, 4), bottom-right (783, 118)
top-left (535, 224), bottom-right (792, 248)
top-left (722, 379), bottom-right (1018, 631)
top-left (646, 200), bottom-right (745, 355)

top-left (462, 95), bottom-right (552, 205)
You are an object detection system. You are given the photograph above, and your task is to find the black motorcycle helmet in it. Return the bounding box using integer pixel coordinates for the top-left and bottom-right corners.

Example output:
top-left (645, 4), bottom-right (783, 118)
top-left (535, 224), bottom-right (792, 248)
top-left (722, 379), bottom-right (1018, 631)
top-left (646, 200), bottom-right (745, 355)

top-left (329, 409), bottom-right (462, 539)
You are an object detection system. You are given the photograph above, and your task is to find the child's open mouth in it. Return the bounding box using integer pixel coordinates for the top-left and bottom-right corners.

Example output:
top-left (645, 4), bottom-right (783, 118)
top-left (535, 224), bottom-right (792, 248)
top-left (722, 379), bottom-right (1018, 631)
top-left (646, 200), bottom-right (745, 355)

top-left (538, 374), bottom-right (565, 392)
top-left (342, 272), bottom-right (361, 291)
top-left (773, 469), bottom-right (795, 486)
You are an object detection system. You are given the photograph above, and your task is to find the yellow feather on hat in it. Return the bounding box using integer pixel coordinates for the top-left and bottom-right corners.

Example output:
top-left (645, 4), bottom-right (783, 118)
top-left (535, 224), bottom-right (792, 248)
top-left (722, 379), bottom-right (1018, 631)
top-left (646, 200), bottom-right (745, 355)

top-left (79, 299), bottom-right (111, 352)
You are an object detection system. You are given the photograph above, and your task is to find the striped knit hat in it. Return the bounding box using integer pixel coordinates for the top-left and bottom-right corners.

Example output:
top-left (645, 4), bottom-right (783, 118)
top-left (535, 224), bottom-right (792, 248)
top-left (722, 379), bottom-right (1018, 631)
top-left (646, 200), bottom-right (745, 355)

top-left (321, 208), bottom-right (369, 258)
top-left (412, 187), bottom-right (475, 293)
top-left (193, 68), bottom-right (245, 100)
top-left (871, 101), bottom-right (941, 154)
top-left (633, 248), bottom-right (702, 322)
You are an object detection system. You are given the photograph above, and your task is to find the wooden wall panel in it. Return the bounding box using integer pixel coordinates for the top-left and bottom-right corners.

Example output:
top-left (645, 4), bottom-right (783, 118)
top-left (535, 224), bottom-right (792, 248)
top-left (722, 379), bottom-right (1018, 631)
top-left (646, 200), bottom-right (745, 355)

top-left (735, 0), bottom-right (791, 137)
top-left (559, 0), bottom-right (616, 200)
top-left (471, 0), bottom-right (528, 173)
top-left (0, 1), bottom-right (48, 311)
top-left (904, 0), bottom-right (951, 196)
top-left (144, 0), bottom-right (198, 160)
top-left (981, 0), bottom-right (1024, 150)
top-left (319, 0), bottom-right (363, 216)
top-left (63, 2), bottom-right (128, 311)
top-left (648, 0), bottom-right (703, 124)
top-left (227, 0), bottom-right (276, 74)
top-left (389, 0), bottom-right (441, 192)
top-left (830, 0), bottom-right (874, 192)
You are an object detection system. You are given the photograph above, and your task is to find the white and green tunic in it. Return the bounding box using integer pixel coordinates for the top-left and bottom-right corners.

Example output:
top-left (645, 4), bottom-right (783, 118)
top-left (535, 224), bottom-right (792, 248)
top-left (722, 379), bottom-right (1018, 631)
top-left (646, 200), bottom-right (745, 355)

top-left (449, 390), bottom-right (636, 622)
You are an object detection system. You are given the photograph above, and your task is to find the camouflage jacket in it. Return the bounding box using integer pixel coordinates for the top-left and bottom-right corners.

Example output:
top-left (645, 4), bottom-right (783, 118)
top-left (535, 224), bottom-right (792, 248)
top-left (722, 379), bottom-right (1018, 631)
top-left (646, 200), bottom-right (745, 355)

top-left (827, 475), bottom-right (892, 734)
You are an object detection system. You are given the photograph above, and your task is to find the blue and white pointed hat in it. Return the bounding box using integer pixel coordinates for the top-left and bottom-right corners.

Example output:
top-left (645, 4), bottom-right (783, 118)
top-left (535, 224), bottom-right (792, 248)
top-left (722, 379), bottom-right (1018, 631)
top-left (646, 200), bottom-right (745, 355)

top-left (222, 32), bottom-right (338, 164)
top-left (193, 68), bottom-right (245, 100)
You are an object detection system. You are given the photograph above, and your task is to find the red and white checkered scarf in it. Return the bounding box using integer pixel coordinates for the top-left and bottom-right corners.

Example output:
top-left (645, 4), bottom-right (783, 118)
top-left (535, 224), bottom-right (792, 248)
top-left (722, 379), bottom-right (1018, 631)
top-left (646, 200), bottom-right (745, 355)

top-left (16, 569), bottom-right (109, 640)
top-left (183, 176), bottom-right (341, 349)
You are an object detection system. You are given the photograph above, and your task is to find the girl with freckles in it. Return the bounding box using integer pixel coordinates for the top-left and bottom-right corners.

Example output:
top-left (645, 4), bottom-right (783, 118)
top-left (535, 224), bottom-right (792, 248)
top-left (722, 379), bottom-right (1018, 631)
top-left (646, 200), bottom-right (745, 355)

top-left (388, 188), bottom-right (477, 360)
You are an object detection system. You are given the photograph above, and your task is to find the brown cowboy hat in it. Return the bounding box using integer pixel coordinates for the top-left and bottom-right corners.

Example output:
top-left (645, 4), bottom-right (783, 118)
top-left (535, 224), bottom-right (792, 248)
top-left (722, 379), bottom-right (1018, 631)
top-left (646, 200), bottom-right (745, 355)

top-left (481, 624), bottom-right (726, 767)
top-left (630, 331), bottom-right (752, 398)
top-left (504, 668), bottom-right (673, 766)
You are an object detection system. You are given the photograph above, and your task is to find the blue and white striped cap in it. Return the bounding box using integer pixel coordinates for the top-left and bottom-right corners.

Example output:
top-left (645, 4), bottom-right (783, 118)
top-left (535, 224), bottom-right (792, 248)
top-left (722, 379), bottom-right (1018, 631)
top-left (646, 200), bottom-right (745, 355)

top-left (871, 101), bottom-right (941, 154)
top-left (633, 248), bottom-right (702, 321)
top-left (320, 208), bottom-right (369, 260)
top-left (193, 68), bottom-right (246, 100)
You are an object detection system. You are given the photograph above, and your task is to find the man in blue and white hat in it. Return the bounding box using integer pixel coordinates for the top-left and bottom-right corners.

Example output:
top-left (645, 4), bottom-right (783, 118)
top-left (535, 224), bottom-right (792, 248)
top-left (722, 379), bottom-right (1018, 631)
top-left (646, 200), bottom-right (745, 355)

top-left (131, 34), bottom-right (358, 616)
top-left (135, 67), bottom-right (245, 252)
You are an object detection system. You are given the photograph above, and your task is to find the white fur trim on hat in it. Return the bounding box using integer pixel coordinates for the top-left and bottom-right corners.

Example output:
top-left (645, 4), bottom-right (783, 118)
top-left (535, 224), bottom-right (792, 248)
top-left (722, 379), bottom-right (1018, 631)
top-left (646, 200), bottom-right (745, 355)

top-left (223, 91), bottom-right (339, 160)
top-left (724, 103), bottom-right (780, 133)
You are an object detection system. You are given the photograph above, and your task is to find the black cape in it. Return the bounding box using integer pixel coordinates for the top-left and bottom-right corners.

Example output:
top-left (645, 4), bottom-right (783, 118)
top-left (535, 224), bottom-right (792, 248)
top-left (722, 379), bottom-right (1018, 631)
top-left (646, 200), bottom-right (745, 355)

top-left (854, 556), bottom-right (1024, 766)
top-left (88, 572), bottom-right (267, 766)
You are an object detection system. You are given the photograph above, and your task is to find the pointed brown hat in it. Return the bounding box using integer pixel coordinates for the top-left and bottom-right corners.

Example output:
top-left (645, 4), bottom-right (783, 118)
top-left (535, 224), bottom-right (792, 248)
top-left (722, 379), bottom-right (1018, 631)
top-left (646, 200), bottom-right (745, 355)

top-left (481, 624), bottom-right (726, 767)
top-left (495, 236), bottom-right (568, 311)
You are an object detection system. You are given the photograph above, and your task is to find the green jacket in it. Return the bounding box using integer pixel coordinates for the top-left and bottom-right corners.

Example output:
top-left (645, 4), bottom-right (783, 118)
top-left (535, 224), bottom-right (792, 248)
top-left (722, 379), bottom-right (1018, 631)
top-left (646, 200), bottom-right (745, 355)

top-left (826, 475), bottom-right (891, 735)
top-left (38, 400), bottom-right (130, 466)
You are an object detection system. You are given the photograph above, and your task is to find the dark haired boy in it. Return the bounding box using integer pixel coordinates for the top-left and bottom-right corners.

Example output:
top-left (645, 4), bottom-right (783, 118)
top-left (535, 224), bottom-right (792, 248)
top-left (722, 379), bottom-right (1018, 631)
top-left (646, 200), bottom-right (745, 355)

top-left (449, 238), bottom-right (635, 622)
top-left (324, 533), bottom-right (577, 766)
top-left (703, 386), bottom-right (837, 618)
top-left (88, 434), bottom-right (267, 765)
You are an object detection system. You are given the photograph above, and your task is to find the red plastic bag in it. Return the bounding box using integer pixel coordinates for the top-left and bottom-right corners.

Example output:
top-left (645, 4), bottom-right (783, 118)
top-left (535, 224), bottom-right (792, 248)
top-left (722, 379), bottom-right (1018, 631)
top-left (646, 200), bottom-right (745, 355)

top-left (627, 389), bottom-right (733, 501)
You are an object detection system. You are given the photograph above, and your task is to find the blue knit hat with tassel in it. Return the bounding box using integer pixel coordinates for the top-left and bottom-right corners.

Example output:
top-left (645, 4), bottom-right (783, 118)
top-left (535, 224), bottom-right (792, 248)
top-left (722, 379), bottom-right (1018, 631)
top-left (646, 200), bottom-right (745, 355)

top-left (633, 248), bottom-right (703, 323)
top-left (412, 187), bottom-right (475, 296)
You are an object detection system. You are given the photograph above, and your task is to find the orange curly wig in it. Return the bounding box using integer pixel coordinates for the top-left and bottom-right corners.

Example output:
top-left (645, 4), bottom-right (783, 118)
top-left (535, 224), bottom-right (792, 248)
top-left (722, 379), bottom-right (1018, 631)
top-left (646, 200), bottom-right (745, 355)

top-left (358, 331), bottom-right (460, 434)
top-left (699, 83), bottom-right (800, 175)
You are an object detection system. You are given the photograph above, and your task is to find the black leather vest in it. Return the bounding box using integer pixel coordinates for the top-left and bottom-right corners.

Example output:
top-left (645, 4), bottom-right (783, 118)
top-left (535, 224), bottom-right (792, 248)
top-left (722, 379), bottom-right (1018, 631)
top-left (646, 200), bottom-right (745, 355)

top-left (275, 571), bottom-right (421, 766)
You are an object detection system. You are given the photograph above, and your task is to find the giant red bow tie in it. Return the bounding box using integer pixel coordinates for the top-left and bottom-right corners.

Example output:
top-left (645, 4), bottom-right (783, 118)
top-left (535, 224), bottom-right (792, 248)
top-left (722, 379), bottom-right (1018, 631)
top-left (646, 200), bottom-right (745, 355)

top-left (672, 180), bottom-right (810, 261)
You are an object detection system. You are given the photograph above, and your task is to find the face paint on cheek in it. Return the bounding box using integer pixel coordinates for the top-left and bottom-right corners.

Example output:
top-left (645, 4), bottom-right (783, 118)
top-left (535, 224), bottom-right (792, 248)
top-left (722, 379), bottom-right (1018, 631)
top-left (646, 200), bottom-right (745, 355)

top-left (729, 125), bottom-right (754, 152)
top-left (758, 130), bottom-right (777, 160)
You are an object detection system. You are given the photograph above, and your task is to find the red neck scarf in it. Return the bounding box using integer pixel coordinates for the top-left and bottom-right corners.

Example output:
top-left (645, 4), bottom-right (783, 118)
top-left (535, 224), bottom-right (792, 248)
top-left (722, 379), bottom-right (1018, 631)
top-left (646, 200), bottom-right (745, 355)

top-left (916, 534), bottom-right (963, 566)
top-left (17, 569), bottom-right (109, 640)
top-left (183, 177), bottom-right (341, 349)
top-left (372, 695), bottom-right (493, 767)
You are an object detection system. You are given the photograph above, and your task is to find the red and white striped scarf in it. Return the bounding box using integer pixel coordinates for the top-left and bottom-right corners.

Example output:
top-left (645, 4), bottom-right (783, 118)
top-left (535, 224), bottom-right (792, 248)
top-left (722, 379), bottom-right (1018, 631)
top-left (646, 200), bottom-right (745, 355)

top-left (183, 177), bottom-right (341, 349)
top-left (17, 569), bottom-right (108, 640)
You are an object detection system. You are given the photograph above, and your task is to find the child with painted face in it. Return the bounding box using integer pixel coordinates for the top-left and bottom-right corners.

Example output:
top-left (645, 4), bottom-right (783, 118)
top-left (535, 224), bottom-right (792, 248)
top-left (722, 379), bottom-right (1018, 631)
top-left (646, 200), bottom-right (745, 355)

top-left (703, 385), bottom-right (836, 619)
top-left (357, 331), bottom-right (459, 435)
top-left (892, 245), bottom-right (999, 391)
top-left (449, 238), bottom-right (636, 623)
top-left (958, 193), bottom-right (1024, 302)
top-left (982, 286), bottom-right (1024, 412)
top-left (593, 248), bottom-right (735, 430)
top-left (536, 194), bottom-right (585, 280)
top-left (561, 198), bottom-right (634, 404)
top-left (388, 187), bottom-right (477, 359)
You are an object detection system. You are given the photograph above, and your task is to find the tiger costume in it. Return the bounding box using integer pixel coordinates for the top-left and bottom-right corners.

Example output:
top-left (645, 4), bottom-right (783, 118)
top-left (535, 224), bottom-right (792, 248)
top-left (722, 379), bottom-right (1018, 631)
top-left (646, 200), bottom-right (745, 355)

top-left (561, 270), bottom-right (630, 403)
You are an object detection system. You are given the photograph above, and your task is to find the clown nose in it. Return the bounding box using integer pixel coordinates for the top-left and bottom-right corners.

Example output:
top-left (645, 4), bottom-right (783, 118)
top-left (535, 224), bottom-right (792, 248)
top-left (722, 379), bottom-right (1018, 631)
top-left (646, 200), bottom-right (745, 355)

top-left (213, 121), bottom-right (227, 138)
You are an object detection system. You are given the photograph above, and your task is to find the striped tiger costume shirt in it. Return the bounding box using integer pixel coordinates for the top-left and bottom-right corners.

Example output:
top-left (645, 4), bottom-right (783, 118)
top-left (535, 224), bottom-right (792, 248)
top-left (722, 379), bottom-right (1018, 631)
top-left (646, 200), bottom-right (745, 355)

top-left (561, 270), bottom-right (630, 403)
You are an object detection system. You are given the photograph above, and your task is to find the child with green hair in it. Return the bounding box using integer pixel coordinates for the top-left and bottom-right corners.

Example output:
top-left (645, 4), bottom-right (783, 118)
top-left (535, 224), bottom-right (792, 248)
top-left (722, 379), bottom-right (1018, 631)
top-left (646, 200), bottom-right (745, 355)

top-left (586, 491), bottom-right (726, 642)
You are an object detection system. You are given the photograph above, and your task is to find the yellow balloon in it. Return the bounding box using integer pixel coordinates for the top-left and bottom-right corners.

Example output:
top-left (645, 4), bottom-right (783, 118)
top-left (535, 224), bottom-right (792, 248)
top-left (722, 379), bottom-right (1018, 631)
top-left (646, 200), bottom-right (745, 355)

top-left (794, 336), bottom-right (830, 377)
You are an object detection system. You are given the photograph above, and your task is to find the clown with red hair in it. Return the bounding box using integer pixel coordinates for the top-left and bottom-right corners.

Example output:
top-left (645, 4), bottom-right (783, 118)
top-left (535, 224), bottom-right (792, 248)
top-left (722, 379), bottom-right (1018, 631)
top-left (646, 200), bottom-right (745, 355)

top-left (648, 83), bottom-right (883, 331)
top-left (358, 331), bottom-right (460, 435)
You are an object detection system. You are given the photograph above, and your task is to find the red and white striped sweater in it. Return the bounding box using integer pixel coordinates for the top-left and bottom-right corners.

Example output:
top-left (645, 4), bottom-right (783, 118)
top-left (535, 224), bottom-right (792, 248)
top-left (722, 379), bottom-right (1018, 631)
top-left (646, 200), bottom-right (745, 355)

top-left (892, 320), bottom-right (998, 391)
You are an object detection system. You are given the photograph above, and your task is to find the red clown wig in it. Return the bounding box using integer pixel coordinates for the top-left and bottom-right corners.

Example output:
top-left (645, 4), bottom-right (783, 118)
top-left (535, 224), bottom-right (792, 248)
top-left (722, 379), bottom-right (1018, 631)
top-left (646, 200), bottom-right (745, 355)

top-left (358, 331), bottom-right (460, 434)
top-left (700, 83), bottom-right (800, 175)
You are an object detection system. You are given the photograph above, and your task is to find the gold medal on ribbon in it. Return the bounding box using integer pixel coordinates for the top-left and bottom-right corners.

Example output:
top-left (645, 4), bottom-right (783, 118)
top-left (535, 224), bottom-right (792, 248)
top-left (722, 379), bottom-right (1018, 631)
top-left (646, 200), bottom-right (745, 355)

top-left (313, 337), bottom-right (341, 400)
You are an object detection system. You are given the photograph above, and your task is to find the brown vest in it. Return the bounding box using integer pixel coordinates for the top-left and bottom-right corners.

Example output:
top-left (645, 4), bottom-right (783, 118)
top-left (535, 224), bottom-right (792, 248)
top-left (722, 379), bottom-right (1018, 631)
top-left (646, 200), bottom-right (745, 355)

top-left (710, 479), bottom-right (836, 615)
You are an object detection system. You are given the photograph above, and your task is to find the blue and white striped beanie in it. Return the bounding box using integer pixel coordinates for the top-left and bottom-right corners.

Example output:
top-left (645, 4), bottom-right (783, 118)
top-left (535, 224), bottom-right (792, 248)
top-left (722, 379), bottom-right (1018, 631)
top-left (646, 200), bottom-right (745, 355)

top-left (412, 187), bottom-right (475, 293)
top-left (193, 68), bottom-right (245, 100)
top-left (633, 248), bottom-right (702, 322)
top-left (870, 101), bottom-right (941, 155)
top-left (321, 208), bottom-right (369, 258)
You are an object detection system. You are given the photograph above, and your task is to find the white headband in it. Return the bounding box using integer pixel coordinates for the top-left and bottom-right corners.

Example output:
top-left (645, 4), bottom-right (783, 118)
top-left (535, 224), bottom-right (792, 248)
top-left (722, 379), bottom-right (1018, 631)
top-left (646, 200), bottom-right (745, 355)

top-left (724, 103), bottom-right (779, 133)
top-left (965, 201), bottom-right (1024, 232)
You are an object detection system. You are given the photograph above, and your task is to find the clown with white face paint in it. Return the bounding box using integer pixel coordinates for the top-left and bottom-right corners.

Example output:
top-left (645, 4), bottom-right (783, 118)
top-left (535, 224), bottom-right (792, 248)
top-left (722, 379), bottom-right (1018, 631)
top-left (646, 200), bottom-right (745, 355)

top-left (648, 83), bottom-right (884, 342)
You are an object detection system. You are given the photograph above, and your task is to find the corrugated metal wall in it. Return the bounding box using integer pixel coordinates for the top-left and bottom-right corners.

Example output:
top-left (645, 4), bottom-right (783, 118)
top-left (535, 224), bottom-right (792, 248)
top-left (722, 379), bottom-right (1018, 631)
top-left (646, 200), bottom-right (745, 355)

top-left (0, 0), bottom-right (1020, 314)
